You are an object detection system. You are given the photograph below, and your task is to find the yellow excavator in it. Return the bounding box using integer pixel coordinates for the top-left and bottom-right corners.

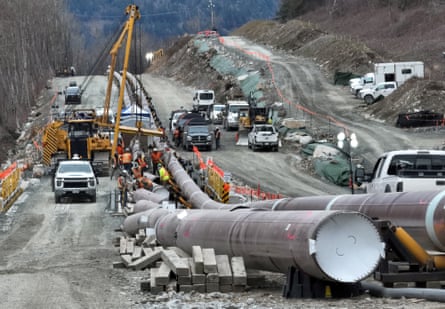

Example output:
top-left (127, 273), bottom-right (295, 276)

top-left (42, 4), bottom-right (162, 174)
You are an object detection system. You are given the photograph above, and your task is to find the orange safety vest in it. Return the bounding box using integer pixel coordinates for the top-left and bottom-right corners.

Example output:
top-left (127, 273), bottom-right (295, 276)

top-left (132, 166), bottom-right (142, 179)
top-left (137, 157), bottom-right (147, 169)
top-left (122, 152), bottom-right (132, 164)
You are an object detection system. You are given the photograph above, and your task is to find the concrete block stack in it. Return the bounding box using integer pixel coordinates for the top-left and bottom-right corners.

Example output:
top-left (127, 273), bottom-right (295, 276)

top-left (114, 238), bottom-right (250, 294)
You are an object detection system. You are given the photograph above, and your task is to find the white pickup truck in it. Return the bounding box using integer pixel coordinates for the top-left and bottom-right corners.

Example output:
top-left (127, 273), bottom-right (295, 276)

top-left (359, 81), bottom-right (397, 105)
top-left (357, 150), bottom-right (445, 194)
top-left (247, 124), bottom-right (279, 152)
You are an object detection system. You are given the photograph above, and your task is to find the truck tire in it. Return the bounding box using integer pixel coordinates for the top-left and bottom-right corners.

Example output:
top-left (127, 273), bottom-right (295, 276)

top-left (91, 194), bottom-right (96, 203)
top-left (55, 195), bottom-right (61, 203)
top-left (364, 95), bottom-right (374, 105)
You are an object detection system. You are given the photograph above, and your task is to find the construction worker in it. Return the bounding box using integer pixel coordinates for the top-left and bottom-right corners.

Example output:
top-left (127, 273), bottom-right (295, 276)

top-left (136, 176), bottom-right (153, 191)
top-left (160, 126), bottom-right (166, 142)
top-left (151, 148), bottom-right (162, 174)
top-left (173, 125), bottom-right (181, 147)
top-left (121, 148), bottom-right (133, 173)
top-left (214, 127), bottom-right (221, 149)
top-left (158, 163), bottom-right (170, 186)
top-left (136, 153), bottom-right (148, 172)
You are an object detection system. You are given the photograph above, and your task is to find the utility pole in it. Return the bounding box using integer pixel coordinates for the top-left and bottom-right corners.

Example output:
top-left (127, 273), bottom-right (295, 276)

top-left (208, 0), bottom-right (215, 30)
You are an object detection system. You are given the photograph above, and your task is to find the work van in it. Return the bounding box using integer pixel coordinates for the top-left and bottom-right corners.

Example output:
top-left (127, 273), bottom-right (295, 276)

top-left (192, 90), bottom-right (215, 112)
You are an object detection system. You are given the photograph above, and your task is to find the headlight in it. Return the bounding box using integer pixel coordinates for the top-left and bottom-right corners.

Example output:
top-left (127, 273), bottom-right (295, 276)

top-left (207, 135), bottom-right (212, 141)
top-left (55, 178), bottom-right (62, 187)
top-left (186, 136), bottom-right (192, 141)
top-left (88, 178), bottom-right (96, 187)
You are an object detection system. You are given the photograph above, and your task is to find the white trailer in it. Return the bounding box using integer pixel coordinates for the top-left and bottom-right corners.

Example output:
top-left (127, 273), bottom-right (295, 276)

top-left (374, 61), bottom-right (424, 86)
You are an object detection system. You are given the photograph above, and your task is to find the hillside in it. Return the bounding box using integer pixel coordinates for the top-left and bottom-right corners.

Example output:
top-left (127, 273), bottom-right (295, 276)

top-left (152, 3), bottom-right (445, 128)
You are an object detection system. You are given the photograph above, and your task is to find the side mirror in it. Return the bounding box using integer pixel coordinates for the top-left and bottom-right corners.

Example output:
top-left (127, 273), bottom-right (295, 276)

top-left (354, 166), bottom-right (365, 185)
top-left (96, 177), bottom-right (99, 185)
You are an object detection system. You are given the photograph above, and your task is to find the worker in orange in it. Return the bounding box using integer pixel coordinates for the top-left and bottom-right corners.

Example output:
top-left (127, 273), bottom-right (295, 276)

top-left (151, 148), bottom-right (162, 174)
top-left (113, 142), bottom-right (125, 169)
top-left (173, 125), bottom-right (181, 147)
top-left (121, 148), bottom-right (133, 173)
top-left (136, 176), bottom-right (153, 191)
top-left (160, 126), bottom-right (166, 142)
top-left (136, 153), bottom-right (148, 173)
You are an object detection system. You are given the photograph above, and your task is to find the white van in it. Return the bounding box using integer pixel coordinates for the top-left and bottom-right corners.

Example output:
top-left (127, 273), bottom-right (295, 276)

top-left (193, 90), bottom-right (215, 112)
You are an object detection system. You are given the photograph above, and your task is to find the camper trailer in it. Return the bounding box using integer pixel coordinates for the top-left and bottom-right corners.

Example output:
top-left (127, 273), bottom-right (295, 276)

top-left (374, 62), bottom-right (424, 85)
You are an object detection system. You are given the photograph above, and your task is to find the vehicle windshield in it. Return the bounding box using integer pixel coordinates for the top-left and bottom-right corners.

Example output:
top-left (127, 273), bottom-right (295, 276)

top-left (213, 106), bottom-right (224, 112)
top-left (66, 87), bottom-right (80, 95)
top-left (58, 163), bottom-right (92, 174)
top-left (188, 126), bottom-right (209, 134)
top-left (229, 106), bottom-right (244, 113)
top-left (199, 93), bottom-right (213, 100)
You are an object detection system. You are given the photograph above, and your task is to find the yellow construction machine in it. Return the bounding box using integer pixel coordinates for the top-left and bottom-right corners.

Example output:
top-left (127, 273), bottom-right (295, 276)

top-left (42, 4), bottom-right (163, 174)
top-left (237, 93), bottom-right (268, 146)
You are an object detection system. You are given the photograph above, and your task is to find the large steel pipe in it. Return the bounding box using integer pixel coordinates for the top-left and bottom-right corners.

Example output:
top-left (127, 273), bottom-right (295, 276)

top-left (122, 208), bottom-right (170, 236)
top-left (249, 191), bottom-right (445, 252)
top-left (164, 152), bottom-right (228, 209)
top-left (154, 208), bottom-right (384, 283)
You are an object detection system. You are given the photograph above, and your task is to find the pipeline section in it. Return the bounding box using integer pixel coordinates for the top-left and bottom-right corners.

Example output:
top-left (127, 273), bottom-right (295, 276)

top-left (248, 190), bottom-right (445, 253)
top-left (153, 207), bottom-right (383, 282)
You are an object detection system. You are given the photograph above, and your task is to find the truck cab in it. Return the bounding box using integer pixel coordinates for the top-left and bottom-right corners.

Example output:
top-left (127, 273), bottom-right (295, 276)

top-left (192, 90), bottom-right (215, 113)
top-left (350, 72), bottom-right (375, 97)
top-left (358, 150), bottom-right (445, 193)
top-left (223, 100), bottom-right (249, 130)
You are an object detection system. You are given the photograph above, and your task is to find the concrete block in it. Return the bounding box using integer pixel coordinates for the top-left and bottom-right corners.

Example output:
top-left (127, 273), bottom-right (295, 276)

top-left (216, 255), bottom-right (232, 285)
top-left (168, 246), bottom-right (191, 258)
top-left (120, 254), bottom-right (132, 267)
top-left (191, 284), bottom-right (206, 293)
top-left (206, 282), bottom-right (219, 293)
top-left (155, 262), bottom-right (171, 286)
top-left (188, 258), bottom-right (205, 284)
top-left (192, 246), bottom-right (204, 273)
top-left (233, 285), bottom-right (246, 293)
top-left (119, 237), bottom-right (126, 255)
top-left (202, 248), bottom-right (217, 274)
top-left (219, 284), bottom-right (233, 293)
top-left (177, 284), bottom-right (193, 293)
top-left (112, 261), bottom-right (126, 269)
top-left (231, 256), bottom-right (247, 286)
top-left (206, 272), bottom-right (219, 283)
top-left (126, 238), bottom-right (135, 255)
top-left (132, 246), bottom-right (142, 260)
top-left (161, 249), bottom-right (190, 276)
top-left (129, 248), bottom-right (162, 270)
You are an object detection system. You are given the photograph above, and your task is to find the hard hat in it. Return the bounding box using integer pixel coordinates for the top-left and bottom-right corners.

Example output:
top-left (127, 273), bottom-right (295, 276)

top-left (72, 154), bottom-right (80, 160)
top-left (125, 148), bottom-right (130, 152)
top-left (157, 163), bottom-right (162, 168)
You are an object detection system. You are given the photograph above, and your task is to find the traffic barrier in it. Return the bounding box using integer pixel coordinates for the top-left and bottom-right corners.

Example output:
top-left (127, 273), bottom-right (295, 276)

top-left (233, 185), bottom-right (284, 201)
top-left (0, 162), bottom-right (23, 212)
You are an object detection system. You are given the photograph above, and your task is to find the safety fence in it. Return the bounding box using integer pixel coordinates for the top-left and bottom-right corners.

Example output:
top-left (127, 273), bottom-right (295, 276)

top-left (192, 146), bottom-right (283, 202)
top-left (0, 162), bottom-right (23, 212)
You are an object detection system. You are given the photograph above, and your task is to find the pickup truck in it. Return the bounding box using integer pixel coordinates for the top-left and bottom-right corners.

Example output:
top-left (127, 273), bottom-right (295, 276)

top-left (54, 159), bottom-right (98, 203)
top-left (358, 81), bottom-right (397, 105)
top-left (181, 116), bottom-right (213, 151)
top-left (247, 124), bottom-right (279, 152)
top-left (350, 72), bottom-right (375, 97)
top-left (356, 149), bottom-right (445, 194)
